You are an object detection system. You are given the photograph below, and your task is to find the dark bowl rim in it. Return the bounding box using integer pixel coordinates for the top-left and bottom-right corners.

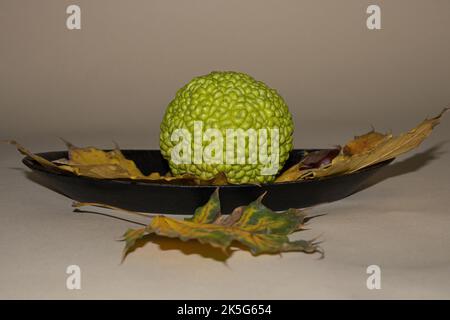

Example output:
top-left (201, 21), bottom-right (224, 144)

top-left (22, 149), bottom-right (394, 188)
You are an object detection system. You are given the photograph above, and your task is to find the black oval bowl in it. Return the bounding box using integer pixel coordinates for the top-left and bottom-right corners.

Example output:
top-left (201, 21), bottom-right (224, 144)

top-left (22, 149), bottom-right (392, 215)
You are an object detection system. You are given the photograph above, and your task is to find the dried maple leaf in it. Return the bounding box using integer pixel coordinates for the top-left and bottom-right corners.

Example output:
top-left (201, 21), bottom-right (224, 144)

top-left (275, 148), bottom-right (340, 182)
top-left (343, 131), bottom-right (386, 156)
top-left (276, 108), bottom-right (448, 182)
top-left (6, 140), bottom-right (64, 173)
top-left (58, 140), bottom-right (196, 182)
top-left (7, 140), bottom-right (229, 185)
top-left (75, 189), bottom-right (321, 259)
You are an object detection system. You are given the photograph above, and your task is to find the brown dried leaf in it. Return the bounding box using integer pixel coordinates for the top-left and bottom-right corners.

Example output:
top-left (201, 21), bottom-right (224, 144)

top-left (343, 131), bottom-right (386, 156)
top-left (275, 148), bottom-right (340, 182)
top-left (293, 108), bottom-right (448, 180)
top-left (6, 140), bottom-right (63, 173)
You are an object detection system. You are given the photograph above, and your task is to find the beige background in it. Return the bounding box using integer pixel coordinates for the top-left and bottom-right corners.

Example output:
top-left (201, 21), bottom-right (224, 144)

top-left (1, 0), bottom-right (450, 299)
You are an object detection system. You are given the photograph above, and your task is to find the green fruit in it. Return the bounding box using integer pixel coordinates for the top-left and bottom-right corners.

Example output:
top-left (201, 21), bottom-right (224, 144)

top-left (160, 71), bottom-right (294, 184)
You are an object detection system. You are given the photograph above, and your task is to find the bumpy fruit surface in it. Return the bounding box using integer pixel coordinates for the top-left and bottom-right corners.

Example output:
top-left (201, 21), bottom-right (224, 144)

top-left (159, 71), bottom-right (294, 184)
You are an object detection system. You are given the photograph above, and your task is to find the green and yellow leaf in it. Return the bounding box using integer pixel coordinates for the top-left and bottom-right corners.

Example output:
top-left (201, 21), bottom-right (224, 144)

top-left (75, 189), bottom-right (320, 259)
top-left (130, 190), bottom-right (317, 256)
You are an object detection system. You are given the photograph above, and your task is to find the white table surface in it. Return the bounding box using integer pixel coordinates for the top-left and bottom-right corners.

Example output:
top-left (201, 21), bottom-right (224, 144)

top-left (1, 128), bottom-right (449, 300)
